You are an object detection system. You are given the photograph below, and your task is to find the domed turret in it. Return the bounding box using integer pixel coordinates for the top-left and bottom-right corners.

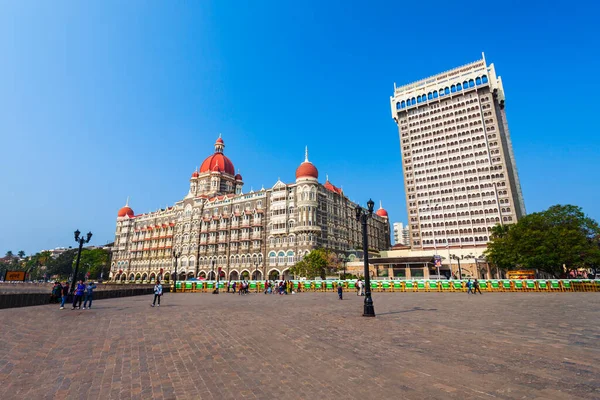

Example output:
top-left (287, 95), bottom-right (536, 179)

top-left (118, 198), bottom-right (134, 218)
top-left (295, 146), bottom-right (318, 180)
top-left (376, 201), bottom-right (388, 218)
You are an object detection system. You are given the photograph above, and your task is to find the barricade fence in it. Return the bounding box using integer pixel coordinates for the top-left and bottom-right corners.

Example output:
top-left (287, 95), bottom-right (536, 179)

top-left (162, 279), bottom-right (600, 293)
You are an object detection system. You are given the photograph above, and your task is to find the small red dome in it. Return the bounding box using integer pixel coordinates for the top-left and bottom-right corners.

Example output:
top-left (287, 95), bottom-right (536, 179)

top-left (376, 208), bottom-right (388, 218)
top-left (235, 173), bottom-right (243, 181)
top-left (192, 171), bottom-right (199, 178)
top-left (118, 206), bottom-right (134, 218)
top-left (296, 162), bottom-right (318, 180)
top-left (216, 137), bottom-right (224, 144)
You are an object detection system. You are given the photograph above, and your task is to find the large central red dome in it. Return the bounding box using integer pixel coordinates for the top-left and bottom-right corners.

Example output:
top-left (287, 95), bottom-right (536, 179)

top-left (200, 153), bottom-right (235, 175)
top-left (199, 136), bottom-right (235, 175)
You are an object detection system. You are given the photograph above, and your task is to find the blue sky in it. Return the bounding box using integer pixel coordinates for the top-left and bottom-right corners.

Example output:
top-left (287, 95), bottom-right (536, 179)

top-left (1, 1), bottom-right (598, 254)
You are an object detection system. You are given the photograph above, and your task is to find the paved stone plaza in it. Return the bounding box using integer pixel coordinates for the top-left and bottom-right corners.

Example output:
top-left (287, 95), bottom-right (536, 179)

top-left (0, 292), bottom-right (599, 399)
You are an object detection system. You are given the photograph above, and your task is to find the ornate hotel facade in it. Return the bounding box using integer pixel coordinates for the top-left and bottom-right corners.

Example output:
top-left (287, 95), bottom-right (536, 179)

top-left (389, 54), bottom-right (526, 252)
top-left (110, 137), bottom-right (390, 282)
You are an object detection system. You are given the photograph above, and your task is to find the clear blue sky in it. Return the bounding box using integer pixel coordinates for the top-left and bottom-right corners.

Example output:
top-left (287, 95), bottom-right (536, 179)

top-left (1, 1), bottom-right (598, 254)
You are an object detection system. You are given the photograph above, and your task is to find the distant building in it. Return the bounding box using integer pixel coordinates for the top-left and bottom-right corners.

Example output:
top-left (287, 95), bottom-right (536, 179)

top-left (111, 136), bottom-right (391, 282)
top-left (393, 222), bottom-right (410, 246)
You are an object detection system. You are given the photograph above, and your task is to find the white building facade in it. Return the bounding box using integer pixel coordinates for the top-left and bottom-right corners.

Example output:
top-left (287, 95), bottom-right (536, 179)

top-left (390, 54), bottom-right (525, 252)
top-left (392, 222), bottom-right (410, 246)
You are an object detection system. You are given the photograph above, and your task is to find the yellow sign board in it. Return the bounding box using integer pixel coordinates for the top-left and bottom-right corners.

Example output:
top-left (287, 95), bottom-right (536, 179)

top-left (507, 270), bottom-right (536, 280)
top-left (4, 271), bottom-right (26, 281)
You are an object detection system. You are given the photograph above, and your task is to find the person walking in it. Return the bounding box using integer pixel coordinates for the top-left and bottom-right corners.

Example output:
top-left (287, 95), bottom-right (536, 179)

top-left (337, 282), bottom-right (343, 300)
top-left (59, 282), bottom-right (69, 310)
top-left (232, 281), bottom-right (237, 294)
top-left (82, 281), bottom-right (97, 309)
top-left (466, 279), bottom-right (473, 294)
top-left (71, 280), bottom-right (85, 310)
top-left (473, 279), bottom-right (483, 294)
top-left (356, 279), bottom-right (361, 296)
top-left (151, 280), bottom-right (163, 307)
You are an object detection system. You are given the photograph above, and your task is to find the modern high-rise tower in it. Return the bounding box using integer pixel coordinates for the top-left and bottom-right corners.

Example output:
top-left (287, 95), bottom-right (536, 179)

top-left (390, 54), bottom-right (525, 252)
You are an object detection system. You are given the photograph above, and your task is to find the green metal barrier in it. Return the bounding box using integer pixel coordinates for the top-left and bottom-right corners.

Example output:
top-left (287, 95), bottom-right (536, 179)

top-left (428, 280), bottom-right (439, 291)
top-left (416, 281), bottom-right (426, 291)
top-left (452, 281), bottom-right (463, 292)
top-left (393, 281), bottom-right (403, 291)
top-left (513, 280), bottom-right (524, 290)
top-left (441, 281), bottom-right (451, 291)
top-left (405, 281), bottom-right (415, 291)
top-left (537, 280), bottom-right (548, 290)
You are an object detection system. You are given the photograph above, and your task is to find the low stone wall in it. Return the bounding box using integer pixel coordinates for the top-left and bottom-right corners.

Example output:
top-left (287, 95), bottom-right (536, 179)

top-left (0, 286), bottom-right (170, 310)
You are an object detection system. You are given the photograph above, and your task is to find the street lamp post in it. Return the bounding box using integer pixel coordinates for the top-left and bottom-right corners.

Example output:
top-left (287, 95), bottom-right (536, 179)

top-left (355, 199), bottom-right (376, 317)
top-left (172, 250), bottom-right (181, 293)
top-left (254, 263), bottom-right (259, 293)
top-left (71, 230), bottom-right (93, 294)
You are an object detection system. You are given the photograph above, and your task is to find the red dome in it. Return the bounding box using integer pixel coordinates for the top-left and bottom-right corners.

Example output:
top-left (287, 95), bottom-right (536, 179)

top-left (118, 206), bottom-right (134, 218)
top-left (200, 153), bottom-right (235, 175)
top-left (235, 173), bottom-right (243, 181)
top-left (216, 137), bottom-right (224, 144)
top-left (296, 162), bottom-right (318, 179)
top-left (192, 171), bottom-right (199, 178)
top-left (376, 208), bottom-right (388, 218)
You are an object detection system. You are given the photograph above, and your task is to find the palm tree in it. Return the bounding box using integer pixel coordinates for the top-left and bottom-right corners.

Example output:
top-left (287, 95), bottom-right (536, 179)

top-left (17, 250), bottom-right (26, 259)
top-left (5, 250), bottom-right (14, 258)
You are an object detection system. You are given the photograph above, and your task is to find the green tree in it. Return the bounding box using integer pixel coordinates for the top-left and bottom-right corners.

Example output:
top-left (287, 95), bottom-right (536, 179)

top-left (290, 249), bottom-right (329, 279)
top-left (485, 205), bottom-right (600, 278)
top-left (78, 248), bottom-right (110, 279)
top-left (5, 250), bottom-right (13, 258)
top-left (17, 250), bottom-right (26, 259)
top-left (47, 249), bottom-right (77, 279)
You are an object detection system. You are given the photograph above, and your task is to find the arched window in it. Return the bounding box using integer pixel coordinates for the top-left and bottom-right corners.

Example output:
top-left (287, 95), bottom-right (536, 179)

top-left (451, 85), bottom-right (456, 93)
top-left (433, 91), bottom-right (438, 98)
top-left (439, 88), bottom-right (445, 96)
top-left (269, 252), bottom-right (276, 265)
top-left (411, 97), bottom-right (416, 105)
top-left (401, 100), bottom-right (406, 108)
top-left (278, 252), bottom-right (285, 264)
top-left (456, 83), bottom-right (462, 91)
top-left (463, 81), bottom-right (468, 89)
top-left (396, 102), bottom-right (401, 110)
top-left (444, 87), bottom-right (450, 95)
top-left (482, 75), bottom-right (488, 83)
top-left (428, 92), bottom-right (432, 100)
top-left (287, 251), bottom-right (295, 264)
top-left (468, 79), bottom-right (475, 87)
top-left (476, 77), bottom-right (482, 85)
top-left (417, 96), bottom-right (422, 104)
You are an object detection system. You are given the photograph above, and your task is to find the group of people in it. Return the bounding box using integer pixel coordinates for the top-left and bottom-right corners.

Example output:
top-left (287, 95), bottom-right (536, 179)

top-left (51, 280), bottom-right (96, 310)
top-left (264, 280), bottom-right (295, 295)
top-left (466, 279), bottom-right (483, 294)
top-left (226, 280), bottom-right (250, 295)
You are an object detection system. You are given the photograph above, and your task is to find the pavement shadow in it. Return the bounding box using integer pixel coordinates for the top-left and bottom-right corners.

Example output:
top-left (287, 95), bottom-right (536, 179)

top-left (377, 306), bottom-right (437, 316)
